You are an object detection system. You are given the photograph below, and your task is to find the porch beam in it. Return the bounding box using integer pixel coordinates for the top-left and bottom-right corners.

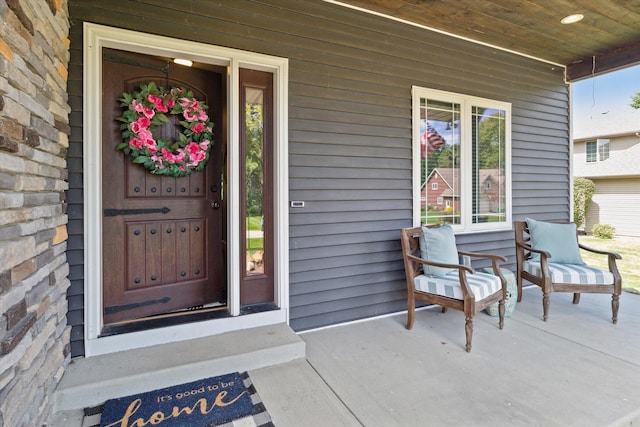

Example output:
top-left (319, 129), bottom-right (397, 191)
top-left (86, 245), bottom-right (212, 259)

top-left (566, 42), bottom-right (640, 81)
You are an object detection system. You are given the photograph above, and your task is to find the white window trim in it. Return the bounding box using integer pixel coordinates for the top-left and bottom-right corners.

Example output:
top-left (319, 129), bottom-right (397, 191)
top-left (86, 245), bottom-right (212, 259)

top-left (83, 23), bottom-right (289, 356)
top-left (597, 138), bottom-right (610, 161)
top-left (586, 139), bottom-right (610, 163)
top-left (411, 86), bottom-right (512, 233)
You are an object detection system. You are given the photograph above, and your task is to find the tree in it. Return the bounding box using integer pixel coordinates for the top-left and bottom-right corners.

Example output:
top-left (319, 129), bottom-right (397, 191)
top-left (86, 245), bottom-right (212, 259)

top-left (477, 112), bottom-right (506, 169)
top-left (631, 91), bottom-right (640, 109)
top-left (422, 145), bottom-right (458, 183)
top-left (574, 177), bottom-right (595, 228)
top-left (245, 102), bottom-right (264, 217)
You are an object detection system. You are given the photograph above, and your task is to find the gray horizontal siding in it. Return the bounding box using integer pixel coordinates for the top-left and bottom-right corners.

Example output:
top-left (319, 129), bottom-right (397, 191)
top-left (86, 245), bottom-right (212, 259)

top-left (67, 0), bottom-right (569, 347)
top-left (66, 23), bottom-right (85, 356)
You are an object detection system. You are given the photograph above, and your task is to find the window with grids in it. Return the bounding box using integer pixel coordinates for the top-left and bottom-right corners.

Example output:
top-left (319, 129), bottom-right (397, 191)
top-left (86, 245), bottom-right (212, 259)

top-left (413, 87), bottom-right (512, 232)
top-left (586, 139), bottom-right (609, 163)
top-left (598, 139), bottom-right (610, 161)
top-left (586, 141), bottom-right (597, 162)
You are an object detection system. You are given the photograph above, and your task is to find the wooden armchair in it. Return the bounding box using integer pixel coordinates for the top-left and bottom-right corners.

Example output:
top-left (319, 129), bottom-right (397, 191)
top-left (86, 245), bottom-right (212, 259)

top-left (400, 225), bottom-right (507, 352)
top-left (514, 220), bottom-right (622, 323)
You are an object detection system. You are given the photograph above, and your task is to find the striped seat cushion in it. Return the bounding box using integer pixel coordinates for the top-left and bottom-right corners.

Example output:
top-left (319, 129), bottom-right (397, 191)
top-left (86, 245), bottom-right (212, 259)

top-left (523, 261), bottom-right (614, 285)
top-left (413, 271), bottom-right (502, 301)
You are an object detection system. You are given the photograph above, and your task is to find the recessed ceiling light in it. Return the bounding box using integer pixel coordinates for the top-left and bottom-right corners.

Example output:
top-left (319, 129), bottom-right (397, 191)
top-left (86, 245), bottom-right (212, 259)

top-left (561, 14), bottom-right (584, 24)
top-left (173, 58), bottom-right (193, 67)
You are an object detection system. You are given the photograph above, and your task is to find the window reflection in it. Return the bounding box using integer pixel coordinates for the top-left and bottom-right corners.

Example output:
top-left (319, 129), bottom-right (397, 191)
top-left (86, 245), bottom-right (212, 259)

top-left (421, 98), bottom-right (461, 225)
top-left (472, 107), bottom-right (506, 224)
top-left (245, 87), bottom-right (265, 275)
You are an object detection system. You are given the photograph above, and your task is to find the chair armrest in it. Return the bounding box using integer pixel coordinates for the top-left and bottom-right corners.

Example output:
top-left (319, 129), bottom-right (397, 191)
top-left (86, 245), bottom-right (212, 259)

top-left (578, 243), bottom-right (622, 260)
top-left (457, 250), bottom-right (507, 263)
top-left (578, 243), bottom-right (622, 287)
top-left (406, 253), bottom-right (475, 273)
top-left (515, 241), bottom-right (552, 259)
top-left (406, 254), bottom-right (478, 299)
top-left (459, 251), bottom-right (507, 294)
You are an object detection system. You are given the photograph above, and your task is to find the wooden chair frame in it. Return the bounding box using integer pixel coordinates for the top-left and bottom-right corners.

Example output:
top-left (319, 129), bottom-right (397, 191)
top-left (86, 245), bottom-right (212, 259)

top-left (400, 226), bottom-right (507, 352)
top-left (514, 220), bottom-right (622, 323)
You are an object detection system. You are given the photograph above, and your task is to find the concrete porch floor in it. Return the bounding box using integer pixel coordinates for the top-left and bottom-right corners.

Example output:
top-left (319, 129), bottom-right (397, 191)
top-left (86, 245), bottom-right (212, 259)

top-left (53, 288), bottom-right (640, 426)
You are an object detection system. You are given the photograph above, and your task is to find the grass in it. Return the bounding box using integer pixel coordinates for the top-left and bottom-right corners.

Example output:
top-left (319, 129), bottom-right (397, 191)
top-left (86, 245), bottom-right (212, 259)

top-left (578, 235), bottom-right (640, 292)
top-left (247, 237), bottom-right (263, 251)
top-left (246, 216), bottom-right (263, 251)
top-left (247, 216), bottom-right (262, 231)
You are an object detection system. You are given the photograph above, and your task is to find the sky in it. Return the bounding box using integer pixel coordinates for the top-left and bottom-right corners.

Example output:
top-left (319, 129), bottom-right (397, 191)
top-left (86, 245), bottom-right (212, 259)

top-left (572, 64), bottom-right (640, 139)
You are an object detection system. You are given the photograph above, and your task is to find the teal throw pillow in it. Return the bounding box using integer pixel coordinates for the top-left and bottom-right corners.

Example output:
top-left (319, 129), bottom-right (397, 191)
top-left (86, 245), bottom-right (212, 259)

top-left (419, 224), bottom-right (459, 276)
top-left (525, 218), bottom-right (585, 265)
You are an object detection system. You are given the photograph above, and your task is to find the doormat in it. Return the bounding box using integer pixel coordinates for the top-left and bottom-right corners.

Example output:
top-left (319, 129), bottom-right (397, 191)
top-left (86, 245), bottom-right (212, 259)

top-left (82, 372), bottom-right (274, 427)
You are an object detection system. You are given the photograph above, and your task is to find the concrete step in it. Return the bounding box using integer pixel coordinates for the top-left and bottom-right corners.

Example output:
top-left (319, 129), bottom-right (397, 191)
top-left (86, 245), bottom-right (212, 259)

top-left (53, 323), bottom-right (305, 412)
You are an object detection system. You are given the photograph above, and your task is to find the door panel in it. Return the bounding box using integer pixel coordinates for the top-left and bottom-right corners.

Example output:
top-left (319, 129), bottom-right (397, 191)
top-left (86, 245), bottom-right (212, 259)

top-left (102, 48), bottom-right (225, 325)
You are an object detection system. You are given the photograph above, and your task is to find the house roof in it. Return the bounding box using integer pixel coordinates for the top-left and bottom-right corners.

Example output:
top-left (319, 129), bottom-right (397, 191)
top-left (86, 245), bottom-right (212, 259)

top-left (426, 168), bottom-right (504, 190)
top-left (573, 110), bottom-right (640, 141)
top-left (574, 142), bottom-right (640, 179)
top-left (328, 0), bottom-right (640, 80)
top-left (427, 168), bottom-right (460, 194)
top-left (479, 169), bottom-right (504, 185)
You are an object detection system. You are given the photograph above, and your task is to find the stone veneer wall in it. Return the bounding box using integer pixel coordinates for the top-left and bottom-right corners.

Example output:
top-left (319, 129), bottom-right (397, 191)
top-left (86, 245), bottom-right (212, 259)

top-left (0, 0), bottom-right (71, 425)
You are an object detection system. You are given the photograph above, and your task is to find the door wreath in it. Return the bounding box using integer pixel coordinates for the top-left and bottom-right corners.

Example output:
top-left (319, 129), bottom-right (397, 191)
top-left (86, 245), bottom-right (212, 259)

top-left (116, 82), bottom-right (214, 177)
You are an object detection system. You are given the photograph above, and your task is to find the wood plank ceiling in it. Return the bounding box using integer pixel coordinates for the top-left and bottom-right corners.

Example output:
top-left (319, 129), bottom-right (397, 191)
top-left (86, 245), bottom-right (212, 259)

top-left (329, 0), bottom-right (640, 81)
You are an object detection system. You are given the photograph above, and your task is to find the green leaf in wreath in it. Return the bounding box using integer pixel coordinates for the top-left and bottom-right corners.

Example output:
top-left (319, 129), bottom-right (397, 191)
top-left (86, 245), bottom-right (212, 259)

top-left (133, 156), bottom-right (149, 164)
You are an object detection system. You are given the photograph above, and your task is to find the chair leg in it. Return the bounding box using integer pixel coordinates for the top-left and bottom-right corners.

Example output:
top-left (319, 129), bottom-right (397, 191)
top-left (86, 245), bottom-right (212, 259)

top-left (406, 296), bottom-right (415, 330)
top-left (516, 273), bottom-right (523, 302)
top-left (572, 293), bottom-right (580, 304)
top-left (542, 292), bottom-right (550, 322)
top-left (465, 316), bottom-right (473, 353)
top-left (498, 300), bottom-right (505, 330)
top-left (612, 294), bottom-right (620, 324)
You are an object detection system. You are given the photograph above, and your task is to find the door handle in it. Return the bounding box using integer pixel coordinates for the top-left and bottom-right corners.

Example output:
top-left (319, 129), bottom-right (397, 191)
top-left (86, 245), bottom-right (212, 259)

top-left (104, 207), bottom-right (171, 217)
top-left (210, 200), bottom-right (220, 209)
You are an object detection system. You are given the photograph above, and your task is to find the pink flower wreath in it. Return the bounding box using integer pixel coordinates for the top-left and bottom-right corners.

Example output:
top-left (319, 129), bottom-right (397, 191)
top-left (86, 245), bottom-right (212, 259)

top-left (116, 82), bottom-right (214, 177)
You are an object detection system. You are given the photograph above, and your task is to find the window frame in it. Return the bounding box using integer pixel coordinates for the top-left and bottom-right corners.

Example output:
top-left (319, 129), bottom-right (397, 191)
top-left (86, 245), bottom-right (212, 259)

top-left (597, 138), bottom-right (610, 161)
top-left (586, 140), bottom-right (597, 163)
top-left (412, 86), bottom-right (512, 233)
top-left (586, 139), bottom-right (610, 162)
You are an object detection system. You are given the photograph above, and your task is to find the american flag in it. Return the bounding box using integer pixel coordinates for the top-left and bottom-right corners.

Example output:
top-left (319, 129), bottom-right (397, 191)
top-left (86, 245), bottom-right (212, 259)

top-left (420, 124), bottom-right (446, 158)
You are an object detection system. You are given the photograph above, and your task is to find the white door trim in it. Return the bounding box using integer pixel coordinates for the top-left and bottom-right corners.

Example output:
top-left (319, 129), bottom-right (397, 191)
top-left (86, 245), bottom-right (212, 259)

top-left (83, 23), bottom-right (289, 357)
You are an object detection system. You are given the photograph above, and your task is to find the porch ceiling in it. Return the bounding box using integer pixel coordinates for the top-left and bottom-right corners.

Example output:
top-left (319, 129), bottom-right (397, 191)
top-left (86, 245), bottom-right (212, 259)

top-left (330, 0), bottom-right (640, 81)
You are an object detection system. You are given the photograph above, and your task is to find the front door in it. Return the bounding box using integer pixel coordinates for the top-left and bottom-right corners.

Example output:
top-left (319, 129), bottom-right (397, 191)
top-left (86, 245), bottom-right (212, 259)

top-left (101, 48), bottom-right (225, 325)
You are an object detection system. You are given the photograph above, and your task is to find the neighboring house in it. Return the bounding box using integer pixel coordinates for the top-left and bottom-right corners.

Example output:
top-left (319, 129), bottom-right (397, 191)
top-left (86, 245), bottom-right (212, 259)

top-left (423, 168), bottom-right (505, 219)
top-left (424, 168), bottom-right (461, 212)
top-left (2, 0), bottom-right (636, 424)
top-left (573, 131), bottom-right (640, 237)
top-left (479, 169), bottom-right (506, 214)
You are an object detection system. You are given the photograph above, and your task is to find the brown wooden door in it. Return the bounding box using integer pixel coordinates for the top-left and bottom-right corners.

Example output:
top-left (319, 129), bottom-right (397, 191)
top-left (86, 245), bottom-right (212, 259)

top-left (101, 49), bottom-right (225, 325)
